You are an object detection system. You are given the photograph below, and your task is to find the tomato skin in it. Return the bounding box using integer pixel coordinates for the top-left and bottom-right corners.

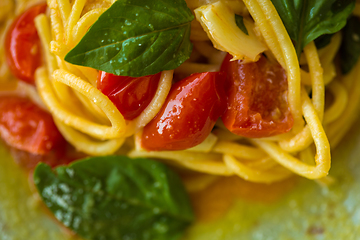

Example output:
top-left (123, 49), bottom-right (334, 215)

top-left (10, 148), bottom-right (64, 170)
top-left (0, 96), bottom-right (65, 155)
top-left (10, 145), bottom-right (86, 170)
top-left (141, 72), bottom-right (226, 151)
top-left (97, 71), bottom-right (161, 120)
top-left (4, 3), bottom-right (47, 84)
top-left (220, 54), bottom-right (293, 138)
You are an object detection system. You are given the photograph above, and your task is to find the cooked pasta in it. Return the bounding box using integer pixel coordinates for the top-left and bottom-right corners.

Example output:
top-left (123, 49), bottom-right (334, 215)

top-left (0, 0), bottom-right (359, 188)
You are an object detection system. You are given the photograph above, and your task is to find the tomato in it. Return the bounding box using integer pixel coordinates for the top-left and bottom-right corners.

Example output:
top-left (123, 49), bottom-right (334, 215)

top-left (10, 145), bottom-right (86, 170)
top-left (4, 3), bottom-right (47, 84)
top-left (141, 72), bottom-right (226, 151)
top-left (10, 148), bottom-right (63, 170)
top-left (97, 71), bottom-right (161, 120)
top-left (220, 54), bottom-right (293, 138)
top-left (0, 96), bottom-right (65, 155)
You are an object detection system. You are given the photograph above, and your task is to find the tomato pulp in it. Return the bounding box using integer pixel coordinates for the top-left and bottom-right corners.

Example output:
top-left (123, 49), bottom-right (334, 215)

top-left (221, 54), bottom-right (293, 138)
top-left (4, 3), bottom-right (47, 84)
top-left (97, 71), bottom-right (161, 120)
top-left (141, 72), bottom-right (227, 151)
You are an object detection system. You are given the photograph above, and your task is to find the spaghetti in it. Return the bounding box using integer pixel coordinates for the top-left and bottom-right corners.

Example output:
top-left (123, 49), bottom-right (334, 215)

top-left (0, 0), bottom-right (359, 186)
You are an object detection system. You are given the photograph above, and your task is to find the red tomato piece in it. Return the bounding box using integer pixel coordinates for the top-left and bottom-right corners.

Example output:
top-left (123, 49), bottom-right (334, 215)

top-left (97, 71), bottom-right (161, 120)
top-left (4, 3), bottom-right (47, 84)
top-left (221, 54), bottom-right (293, 138)
top-left (141, 72), bottom-right (226, 151)
top-left (10, 147), bottom-right (64, 170)
top-left (10, 145), bottom-right (86, 170)
top-left (0, 96), bottom-right (65, 155)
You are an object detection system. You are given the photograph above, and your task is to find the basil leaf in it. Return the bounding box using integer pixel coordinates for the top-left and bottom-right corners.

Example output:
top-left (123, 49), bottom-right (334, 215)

top-left (235, 14), bottom-right (248, 35)
top-left (65, 0), bottom-right (194, 77)
top-left (341, 16), bottom-right (360, 74)
top-left (34, 156), bottom-right (194, 240)
top-left (271, 0), bottom-right (355, 56)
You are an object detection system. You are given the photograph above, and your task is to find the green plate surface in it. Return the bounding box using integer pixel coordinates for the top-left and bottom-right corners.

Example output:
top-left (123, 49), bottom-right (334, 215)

top-left (184, 122), bottom-right (360, 240)
top-left (1, 121), bottom-right (360, 240)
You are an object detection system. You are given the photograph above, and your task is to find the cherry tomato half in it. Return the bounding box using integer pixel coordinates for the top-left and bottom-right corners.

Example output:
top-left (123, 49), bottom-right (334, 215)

top-left (0, 96), bottom-right (65, 155)
top-left (4, 3), bottom-right (47, 84)
top-left (141, 72), bottom-right (226, 151)
top-left (221, 54), bottom-right (293, 138)
top-left (97, 71), bottom-right (161, 120)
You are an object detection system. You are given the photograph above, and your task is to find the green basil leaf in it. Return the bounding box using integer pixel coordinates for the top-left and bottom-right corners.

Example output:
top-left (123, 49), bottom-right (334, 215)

top-left (33, 156), bottom-right (194, 240)
top-left (271, 0), bottom-right (355, 56)
top-left (341, 16), bottom-right (360, 74)
top-left (235, 14), bottom-right (248, 35)
top-left (65, 0), bottom-right (194, 77)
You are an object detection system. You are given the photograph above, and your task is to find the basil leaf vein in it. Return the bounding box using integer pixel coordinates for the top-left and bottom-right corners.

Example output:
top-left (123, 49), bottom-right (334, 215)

top-left (65, 0), bottom-right (194, 77)
top-left (271, 0), bottom-right (355, 56)
top-left (34, 156), bottom-right (194, 240)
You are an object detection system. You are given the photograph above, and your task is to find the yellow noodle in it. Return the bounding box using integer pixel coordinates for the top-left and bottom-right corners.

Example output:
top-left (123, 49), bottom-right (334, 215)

top-left (223, 0), bottom-right (248, 15)
top-left (54, 118), bottom-right (124, 156)
top-left (56, 0), bottom-right (71, 27)
top-left (252, 91), bottom-right (330, 179)
top-left (305, 42), bottom-right (325, 120)
top-left (259, 132), bottom-right (294, 142)
top-left (301, 63), bottom-right (336, 86)
top-left (244, 157), bottom-right (278, 170)
top-left (72, 90), bottom-right (110, 124)
top-left (299, 147), bottom-right (335, 187)
top-left (36, 68), bottom-right (126, 139)
top-left (49, 4), bottom-right (64, 43)
top-left (327, 60), bottom-right (360, 147)
top-left (301, 34), bottom-right (341, 87)
top-left (318, 33), bottom-right (342, 67)
top-left (57, 63), bottom-right (107, 121)
top-left (299, 33), bottom-right (341, 66)
top-left (125, 70), bottom-right (173, 136)
top-left (75, 66), bottom-right (98, 86)
top-left (279, 42), bottom-right (324, 152)
top-left (0, 19), bottom-right (13, 83)
top-left (62, 61), bottom-right (96, 85)
top-left (185, 133), bottom-right (218, 153)
top-left (72, 8), bottom-right (107, 45)
top-left (322, 63), bottom-right (336, 86)
top-left (212, 141), bottom-right (267, 160)
top-left (224, 155), bottom-right (292, 183)
top-left (34, 14), bottom-right (58, 77)
top-left (65, 0), bottom-right (86, 46)
top-left (35, 12), bottom-right (77, 110)
top-left (323, 80), bottom-right (348, 125)
top-left (211, 128), bottom-right (243, 141)
top-left (50, 40), bottom-right (67, 56)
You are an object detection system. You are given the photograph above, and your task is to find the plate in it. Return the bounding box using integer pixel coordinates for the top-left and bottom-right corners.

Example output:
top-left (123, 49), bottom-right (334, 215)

top-left (1, 120), bottom-right (360, 240)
